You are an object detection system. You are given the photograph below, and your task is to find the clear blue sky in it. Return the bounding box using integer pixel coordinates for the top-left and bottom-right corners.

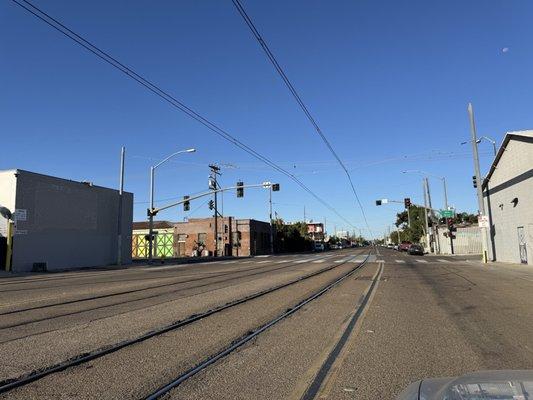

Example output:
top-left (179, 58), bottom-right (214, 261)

top-left (2, 0), bottom-right (533, 238)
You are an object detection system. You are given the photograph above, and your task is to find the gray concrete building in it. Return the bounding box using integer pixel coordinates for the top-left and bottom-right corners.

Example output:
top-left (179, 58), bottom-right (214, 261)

top-left (0, 169), bottom-right (133, 272)
top-left (483, 130), bottom-right (533, 265)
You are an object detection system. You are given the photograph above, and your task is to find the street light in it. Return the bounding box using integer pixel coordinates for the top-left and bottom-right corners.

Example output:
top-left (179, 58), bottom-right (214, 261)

top-left (402, 170), bottom-right (448, 210)
top-left (148, 148), bottom-right (196, 263)
top-left (461, 136), bottom-right (497, 157)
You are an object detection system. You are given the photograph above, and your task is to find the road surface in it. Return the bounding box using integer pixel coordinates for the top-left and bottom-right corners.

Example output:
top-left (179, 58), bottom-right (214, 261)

top-left (1, 247), bottom-right (532, 399)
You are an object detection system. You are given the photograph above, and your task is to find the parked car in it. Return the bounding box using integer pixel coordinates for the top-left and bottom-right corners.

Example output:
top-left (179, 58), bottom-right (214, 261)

top-left (408, 244), bottom-right (424, 255)
top-left (399, 241), bottom-right (412, 252)
top-left (314, 242), bottom-right (325, 252)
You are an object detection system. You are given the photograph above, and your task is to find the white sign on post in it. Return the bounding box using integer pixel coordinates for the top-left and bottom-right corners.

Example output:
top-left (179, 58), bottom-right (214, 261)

top-left (478, 215), bottom-right (489, 228)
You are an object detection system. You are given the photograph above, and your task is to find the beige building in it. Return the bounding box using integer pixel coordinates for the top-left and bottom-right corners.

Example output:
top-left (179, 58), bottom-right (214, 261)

top-left (483, 130), bottom-right (533, 265)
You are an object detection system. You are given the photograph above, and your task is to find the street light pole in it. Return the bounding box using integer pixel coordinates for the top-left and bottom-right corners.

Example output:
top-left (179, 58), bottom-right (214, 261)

top-left (269, 185), bottom-right (274, 254)
top-left (467, 103), bottom-right (490, 263)
top-left (117, 146), bottom-right (125, 266)
top-left (148, 148), bottom-right (196, 264)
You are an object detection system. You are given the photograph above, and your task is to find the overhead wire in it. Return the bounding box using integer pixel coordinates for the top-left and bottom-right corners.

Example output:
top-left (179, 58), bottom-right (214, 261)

top-left (231, 0), bottom-right (373, 237)
top-left (10, 0), bottom-right (358, 231)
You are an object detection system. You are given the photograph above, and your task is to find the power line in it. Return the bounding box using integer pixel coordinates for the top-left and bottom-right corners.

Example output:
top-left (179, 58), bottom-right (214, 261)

top-left (10, 0), bottom-right (358, 231)
top-left (231, 0), bottom-right (373, 237)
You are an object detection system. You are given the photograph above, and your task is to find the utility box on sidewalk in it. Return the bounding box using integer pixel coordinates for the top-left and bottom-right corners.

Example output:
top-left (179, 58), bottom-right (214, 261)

top-left (0, 169), bottom-right (133, 272)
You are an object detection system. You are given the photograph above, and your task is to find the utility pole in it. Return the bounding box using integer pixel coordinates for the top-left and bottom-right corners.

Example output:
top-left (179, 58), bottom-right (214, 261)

top-left (117, 146), bottom-right (125, 266)
top-left (209, 165), bottom-right (221, 257)
top-left (468, 103), bottom-right (490, 263)
top-left (148, 164), bottom-right (155, 263)
top-left (425, 177), bottom-right (440, 254)
top-left (303, 205), bottom-right (306, 223)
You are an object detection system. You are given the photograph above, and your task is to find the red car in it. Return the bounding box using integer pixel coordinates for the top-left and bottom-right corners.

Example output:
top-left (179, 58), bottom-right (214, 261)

top-left (398, 241), bottom-right (412, 252)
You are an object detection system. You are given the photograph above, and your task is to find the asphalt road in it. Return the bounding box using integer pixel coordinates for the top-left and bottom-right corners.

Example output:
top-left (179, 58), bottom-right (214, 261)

top-left (2, 247), bottom-right (533, 399)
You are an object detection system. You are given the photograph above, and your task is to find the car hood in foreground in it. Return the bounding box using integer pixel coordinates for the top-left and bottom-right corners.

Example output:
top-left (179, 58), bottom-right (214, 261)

top-left (396, 370), bottom-right (533, 399)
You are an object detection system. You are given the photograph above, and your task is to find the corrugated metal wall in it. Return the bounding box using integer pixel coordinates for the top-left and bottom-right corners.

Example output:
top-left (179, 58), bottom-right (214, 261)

top-left (437, 226), bottom-right (482, 255)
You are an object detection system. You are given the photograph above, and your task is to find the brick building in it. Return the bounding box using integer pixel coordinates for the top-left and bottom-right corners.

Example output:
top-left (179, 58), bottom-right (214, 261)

top-left (306, 222), bottom-right (324, 242)
top-left (132, 217), bottom-right (272, 259)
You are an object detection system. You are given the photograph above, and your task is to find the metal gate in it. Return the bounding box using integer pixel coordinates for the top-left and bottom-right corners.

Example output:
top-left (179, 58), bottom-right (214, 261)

top-left (518, 226), bottom-right (528, 264)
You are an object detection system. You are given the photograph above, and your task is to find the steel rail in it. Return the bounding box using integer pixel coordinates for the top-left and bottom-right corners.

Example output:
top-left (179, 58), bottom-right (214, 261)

top-left (144, 253), bottom-right (371, 400)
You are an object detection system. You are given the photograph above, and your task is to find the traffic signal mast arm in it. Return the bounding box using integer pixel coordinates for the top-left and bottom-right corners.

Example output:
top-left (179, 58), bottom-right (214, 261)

top-left (150, 182), bottom-right (279, 216)
top-left (375, 199), bottom-right (440, 213)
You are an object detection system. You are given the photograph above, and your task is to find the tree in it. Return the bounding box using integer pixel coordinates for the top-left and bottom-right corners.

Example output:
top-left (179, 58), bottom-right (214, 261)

top-left (273, 218), bottom-right (313, 253)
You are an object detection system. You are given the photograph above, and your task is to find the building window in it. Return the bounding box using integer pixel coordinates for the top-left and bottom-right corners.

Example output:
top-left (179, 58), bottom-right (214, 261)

top-left (198, 233), bottom-right (207, 246)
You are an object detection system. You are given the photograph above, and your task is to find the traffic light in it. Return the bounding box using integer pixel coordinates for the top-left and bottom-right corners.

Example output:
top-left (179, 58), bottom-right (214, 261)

top-left (472, 175), bottom-right (477, 188)
top-left (208, 200), bottom-right (214, 210)
top-left (183, 195), bottom-right (190, 211)
top-left (375, 200), bottom-right (382, 206)
top-left (237, 181), bottom-right (244, 198)
top-left (404, 198), bottom-right (411, 208)
top-left (272, 183), bottom-right (280, 191)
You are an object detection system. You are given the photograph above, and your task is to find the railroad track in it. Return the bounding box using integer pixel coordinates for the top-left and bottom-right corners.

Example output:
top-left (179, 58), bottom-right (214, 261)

top-left (144, 252), bottom-right (372, 399)
top-left (0, 251), bottom-right (370, 396)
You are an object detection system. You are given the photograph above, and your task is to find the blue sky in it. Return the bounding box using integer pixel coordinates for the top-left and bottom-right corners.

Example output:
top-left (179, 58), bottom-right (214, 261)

top-left (1, 0), bottom-right (533, 238)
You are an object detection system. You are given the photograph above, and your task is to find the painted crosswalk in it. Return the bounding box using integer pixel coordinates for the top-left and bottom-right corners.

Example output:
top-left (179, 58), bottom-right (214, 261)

top-left (395, 260), bottom-right (405, 263)
top-left (312, 259), bottom-right (326, 263)
top-left (415, 259), bottom-right (428, 263)
top-left (437, 259), bottom-right (451, 263)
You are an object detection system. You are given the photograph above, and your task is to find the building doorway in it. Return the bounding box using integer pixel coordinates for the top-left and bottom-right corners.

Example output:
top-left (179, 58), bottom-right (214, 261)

top-left (177, 234), bottom-right (186, 257)
top-left (518, 226), bottom-right (528, 264)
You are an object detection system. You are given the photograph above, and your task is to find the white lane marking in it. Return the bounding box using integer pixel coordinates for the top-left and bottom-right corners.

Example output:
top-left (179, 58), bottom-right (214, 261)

top-left (275, 260), bottom-right (289, 264)
top-left (255, 255), bottom-right (270, 258)
top-left (395, 260), bottom-right (405, 263)
top-left (294, 259), bottom-right (313, 264)
top-left (437, 259), bottom-right (451, 263)
top-left (312, 259), bottom-right (326, 263)
top-left (256, 260), bottom-right (270, 264)
top-left (415, 259), bottom-right (428, 263)
top-left (376, 259), bottom-right (385, 263)
top-left (219, 261), bottom-right (235, 265)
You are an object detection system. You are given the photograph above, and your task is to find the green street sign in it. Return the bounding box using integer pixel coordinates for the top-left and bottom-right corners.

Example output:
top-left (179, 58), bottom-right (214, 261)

top-left (440, 210), bottom-right (454, 218)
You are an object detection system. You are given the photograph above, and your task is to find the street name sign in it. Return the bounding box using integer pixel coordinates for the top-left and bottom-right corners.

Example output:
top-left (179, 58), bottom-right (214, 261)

top-left (440, 210), bottom-right (454, 218)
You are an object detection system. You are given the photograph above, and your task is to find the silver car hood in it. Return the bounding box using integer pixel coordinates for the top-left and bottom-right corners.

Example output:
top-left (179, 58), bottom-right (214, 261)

top-left (396, 370), bottom-right (533, 399)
